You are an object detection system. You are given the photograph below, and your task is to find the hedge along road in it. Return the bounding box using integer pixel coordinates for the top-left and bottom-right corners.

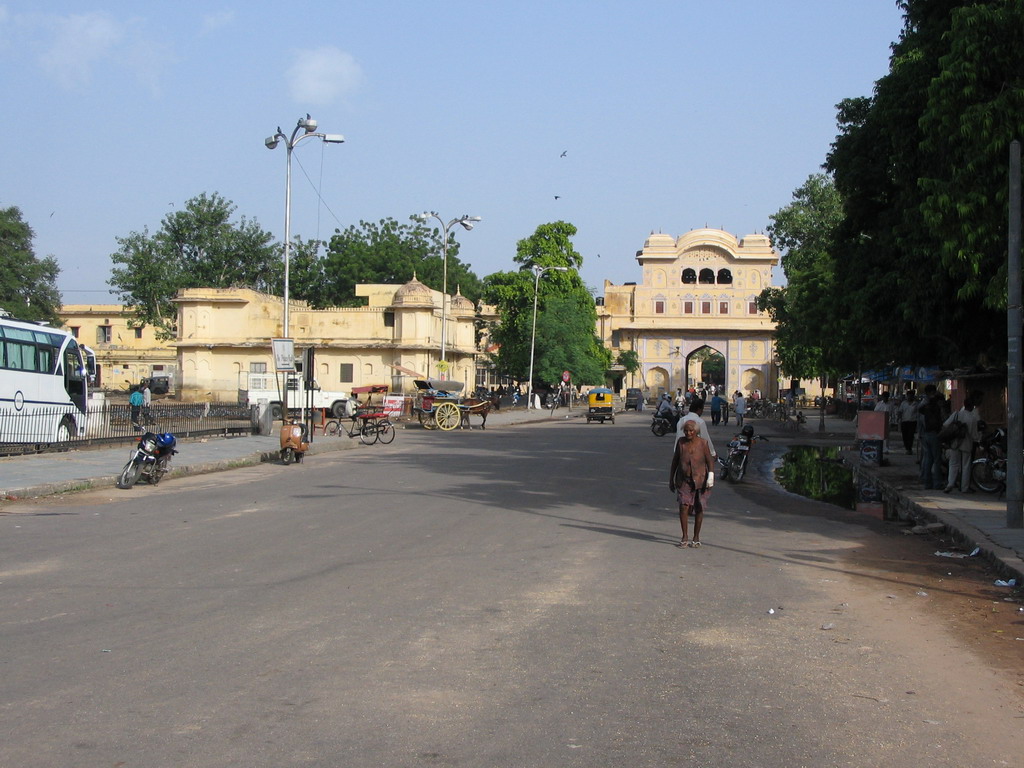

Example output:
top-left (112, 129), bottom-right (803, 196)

top-left (0, 413), bottom-right (1020, 767)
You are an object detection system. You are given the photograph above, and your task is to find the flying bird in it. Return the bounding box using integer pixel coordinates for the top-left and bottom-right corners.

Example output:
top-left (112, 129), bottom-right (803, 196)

top-left (560, 150), bottom-right (567, 157)
top-left (554, 195), bottom-right (560, 200)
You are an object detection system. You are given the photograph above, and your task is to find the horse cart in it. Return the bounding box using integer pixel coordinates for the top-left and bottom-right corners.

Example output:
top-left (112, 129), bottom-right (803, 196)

top-left (413, 379), bottom-right (492, 430)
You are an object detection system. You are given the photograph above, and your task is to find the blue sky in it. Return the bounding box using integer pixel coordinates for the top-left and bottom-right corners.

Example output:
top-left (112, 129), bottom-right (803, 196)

top-left (1, 1), bottom-right (905, 304)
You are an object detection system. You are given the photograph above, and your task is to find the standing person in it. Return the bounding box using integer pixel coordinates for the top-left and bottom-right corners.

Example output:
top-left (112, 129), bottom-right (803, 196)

top-left (874, 391), bottom-right (893, 453)
top-left (709, 392), bottom-right (725, 426)
top-left (917, 384), bottom-right (944, 489)
top-left (669, 419), bottom-right (714, 548)
top-left (142, 382), bottom-right (153, 425)
top-left (129, 386), bottom-right (144, 429)
top-left (677, 398), bottom-right (716, 459)
top-left (733, 391), bottom-right (747, 428)
top-left (943, 398), bottom-right (982, 494)
top-left (897, 391), bottom-right (919, 455)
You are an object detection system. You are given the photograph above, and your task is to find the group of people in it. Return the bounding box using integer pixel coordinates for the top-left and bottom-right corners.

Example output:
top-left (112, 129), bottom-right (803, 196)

top-left (128, 382), bottom-right (152, 429)
top-left (871, 384), bottom-right (984, 494)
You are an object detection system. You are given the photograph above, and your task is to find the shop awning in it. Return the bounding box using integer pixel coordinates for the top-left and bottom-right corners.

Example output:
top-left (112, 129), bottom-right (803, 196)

top-left (387, 363), bottom-right (425, 378)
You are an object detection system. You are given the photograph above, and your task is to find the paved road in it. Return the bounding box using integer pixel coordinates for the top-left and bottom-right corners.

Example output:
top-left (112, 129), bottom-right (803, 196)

top-left (0, 413), bottom-right (1019, 766)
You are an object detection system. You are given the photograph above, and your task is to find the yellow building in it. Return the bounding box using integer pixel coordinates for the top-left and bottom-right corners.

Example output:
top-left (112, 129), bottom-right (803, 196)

top-left (598, 228), bottom-right (780, 398)
top-left (173, 278), bottom-right (481, 402)
top-left (59, 304), bottom-right (177, 390)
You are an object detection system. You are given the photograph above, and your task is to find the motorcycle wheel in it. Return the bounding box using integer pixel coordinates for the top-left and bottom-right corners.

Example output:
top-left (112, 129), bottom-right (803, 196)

top-left (117, 460), bottom-right (142, 489)
top-left (718, 461), bottom-right (730, 482)
top-left (971, 458), bottom-right (1000, 493)
top-left (150, 458), bottom-right (168, 485)
top-left (282, 447), bottom-right (295, 465)
top-left (730, 455), bottom-right (746, 482)
top-left (652, 421), bottom-right (667, 437)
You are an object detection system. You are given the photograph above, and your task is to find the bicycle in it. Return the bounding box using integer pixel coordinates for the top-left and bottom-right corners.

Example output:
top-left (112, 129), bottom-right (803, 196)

top-left (324, 410), bottom-right (396, 445)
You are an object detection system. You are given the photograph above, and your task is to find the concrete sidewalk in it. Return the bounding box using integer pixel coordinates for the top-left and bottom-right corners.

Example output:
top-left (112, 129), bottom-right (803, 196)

top-left (2, 405), bottom-right (1022, 585)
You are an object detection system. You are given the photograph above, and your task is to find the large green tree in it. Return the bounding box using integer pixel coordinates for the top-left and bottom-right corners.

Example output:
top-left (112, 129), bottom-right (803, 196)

top-left (825, 0), bottom-right (1016, 367)
top-left (109, 193), bottom-right (279, 337)
top-left (483, 221), bottom-right (609, 385)
top-left (0, 205), bottom-right (62, 324)
top-left (757, 173), bottom-right (846, 378)
top-left (318, 217), bottom-right (482, 308)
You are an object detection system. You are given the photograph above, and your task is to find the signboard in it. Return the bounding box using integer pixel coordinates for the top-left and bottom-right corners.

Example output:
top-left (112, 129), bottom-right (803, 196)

top-left (272, 338), bottom-right (296, 372)
top-left (562, 370), bottom-right (571, 382)
top-left (383, 394), bottom-right (405, 419)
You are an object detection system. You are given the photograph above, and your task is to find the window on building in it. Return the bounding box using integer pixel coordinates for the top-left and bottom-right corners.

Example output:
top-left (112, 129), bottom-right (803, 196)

top-left (611, 330), bottom-right (621, 347)
top-left (681, 268), bottom-right (697, 284)
top-left (134, 327), bottom-right (144, 339)
top-left (250, 362), bottom-right (267, 373)
top-left (69, 326), bottom-right (79, 339)
top-left (654, 300), bottom-right (665, 314)
top-left (340, 363), bottom-right (354, 383)
top-left (748, 301), bottom-right (759, 315)
top-left (96, 325), bottom-right (112, 344)
top-left (383, 311), bottom-right (395, 328)
top-left (698, 269), bottom-right (715, 284)
top-left (719, 301), bottom-right (729, 314)
top-left (701, 301), bottom-right (712, 314)
top-left (683, 301), bottom-right (694, 314)
top-left (717, 269), bottom-right (733, 284)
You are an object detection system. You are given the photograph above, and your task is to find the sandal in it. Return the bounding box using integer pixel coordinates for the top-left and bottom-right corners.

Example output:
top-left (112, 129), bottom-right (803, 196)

top-left (691, 541), bottom-right (702, 548)
top-left (676, 538), bottom-right (689, 548)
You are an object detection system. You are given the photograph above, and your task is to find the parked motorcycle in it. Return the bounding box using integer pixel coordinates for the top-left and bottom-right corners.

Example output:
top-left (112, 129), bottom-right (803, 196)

top-left (971, 423), bottom-right (1007, 494)
top-left (718, 425), bottom-right (768, 482)
top-left (116, 431), bottom-right (177, 489)
top-left (280, 418), bottom-right (310, 465)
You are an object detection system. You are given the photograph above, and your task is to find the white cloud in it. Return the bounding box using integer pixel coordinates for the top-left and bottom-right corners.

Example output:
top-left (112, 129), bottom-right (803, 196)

top-left (39, 12), bottom-right (123, 89)
top-left (200, 10), bottom-right (235, 36)
top-left (287, 46), bottom-right (363, 106)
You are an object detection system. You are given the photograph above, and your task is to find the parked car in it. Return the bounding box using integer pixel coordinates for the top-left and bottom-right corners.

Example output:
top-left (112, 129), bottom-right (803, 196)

top-left (625, 388), bottom-right (644, 411)
top-left (140, 376), bottom-right (171, 395)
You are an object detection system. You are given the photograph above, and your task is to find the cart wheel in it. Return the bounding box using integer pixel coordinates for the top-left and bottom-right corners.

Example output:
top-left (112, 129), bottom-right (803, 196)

top-left (419, 411), bottom-right (438, 430)
top-left (377, 421), bottom-right (396, 444)
top-left (435, 402), bottom-right (461, 431)
top-left (324, 420), bottom-right (340, 436)
top-left (359, 421), bottom-right (378, 445)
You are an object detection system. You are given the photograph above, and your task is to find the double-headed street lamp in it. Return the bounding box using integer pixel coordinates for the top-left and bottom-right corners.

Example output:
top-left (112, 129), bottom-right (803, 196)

top-left (265, 115), bottom-right (344, 338)
top-left (527, 265), bottom-right (569, 409)
top-left (415, 212), bottom-right (481, 367)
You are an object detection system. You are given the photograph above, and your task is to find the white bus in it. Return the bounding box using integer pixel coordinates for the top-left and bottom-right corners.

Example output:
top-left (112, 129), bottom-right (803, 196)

top-left (0, 313), bottom-right (94, 443)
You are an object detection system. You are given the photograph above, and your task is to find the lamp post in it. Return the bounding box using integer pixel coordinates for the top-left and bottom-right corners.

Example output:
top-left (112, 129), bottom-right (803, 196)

top-left (415, 212), bottom-right (481, 370)
top-left (527, 265), bottom-right (569, 409)
top-left (265, 115), bottom-right (344, 338)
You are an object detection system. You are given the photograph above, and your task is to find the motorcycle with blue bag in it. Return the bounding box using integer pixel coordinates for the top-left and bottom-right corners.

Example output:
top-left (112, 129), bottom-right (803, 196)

top-left (718, 424), bottom-right (768, 482)
top-left (117, 431), bottom-right (177, 489)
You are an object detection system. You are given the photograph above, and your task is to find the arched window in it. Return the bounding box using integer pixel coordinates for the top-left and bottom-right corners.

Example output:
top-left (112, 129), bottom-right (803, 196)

top-left (717, 268), bottom-right (733, 284)
top-left (698, 268), bottom-right (715, 284)
top-left (681, 268), bottom-right (697, 284)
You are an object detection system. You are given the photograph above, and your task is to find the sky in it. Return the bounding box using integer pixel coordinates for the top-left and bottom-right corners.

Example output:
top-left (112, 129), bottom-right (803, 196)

top-left (1, 1), bottom-right (906, 305)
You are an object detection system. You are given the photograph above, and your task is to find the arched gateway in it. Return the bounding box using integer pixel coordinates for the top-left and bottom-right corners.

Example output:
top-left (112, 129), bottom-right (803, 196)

top-left (597, 228), bottom-right (780, 399)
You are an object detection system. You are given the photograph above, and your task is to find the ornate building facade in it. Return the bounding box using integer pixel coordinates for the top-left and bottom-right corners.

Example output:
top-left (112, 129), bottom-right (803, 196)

top-left (597, 228), bottom-right (780, 399)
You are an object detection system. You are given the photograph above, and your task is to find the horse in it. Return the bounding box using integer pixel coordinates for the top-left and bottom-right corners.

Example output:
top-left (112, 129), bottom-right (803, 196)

top-left (459, 398), bottom-right (492, 429)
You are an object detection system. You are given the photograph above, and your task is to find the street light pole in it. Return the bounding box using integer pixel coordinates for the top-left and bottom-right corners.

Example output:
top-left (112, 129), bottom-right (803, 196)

top-left (415, 212), bottom-right (481, 370)
top-left (527, 265), bottom-right (568, 409)
top-left (265, 115), bottom-right (344, 338)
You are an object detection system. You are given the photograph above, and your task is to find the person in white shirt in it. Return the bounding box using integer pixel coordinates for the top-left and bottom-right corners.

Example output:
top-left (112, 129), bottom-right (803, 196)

top-left (676, 398), bottom-right (716, 458)
top-left (733, 391), bottom-right (747, 428)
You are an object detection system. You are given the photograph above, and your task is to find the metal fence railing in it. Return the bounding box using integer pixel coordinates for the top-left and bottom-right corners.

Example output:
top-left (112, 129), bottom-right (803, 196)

top-left (0, 403), bottom-right (257, 457)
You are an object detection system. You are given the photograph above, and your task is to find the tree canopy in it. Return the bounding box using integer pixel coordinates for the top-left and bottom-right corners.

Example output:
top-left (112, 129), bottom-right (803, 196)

top-left (757, 173), bottom-right (846, 378)
top-left (822, 0), bottom-right (1019, 368)
top-left (315, 217), bottom-right (482, 308)
top-left (0, 206), bottom-right (62, 324)
top-left (109, 193), bottom-right (279, 338)
top-left (482, 221), bottom-right (610, 386)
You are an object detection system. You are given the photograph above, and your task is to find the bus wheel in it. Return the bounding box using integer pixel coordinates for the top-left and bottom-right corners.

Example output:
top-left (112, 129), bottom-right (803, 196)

top-left (55, 417), bottom-right (74, 448)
